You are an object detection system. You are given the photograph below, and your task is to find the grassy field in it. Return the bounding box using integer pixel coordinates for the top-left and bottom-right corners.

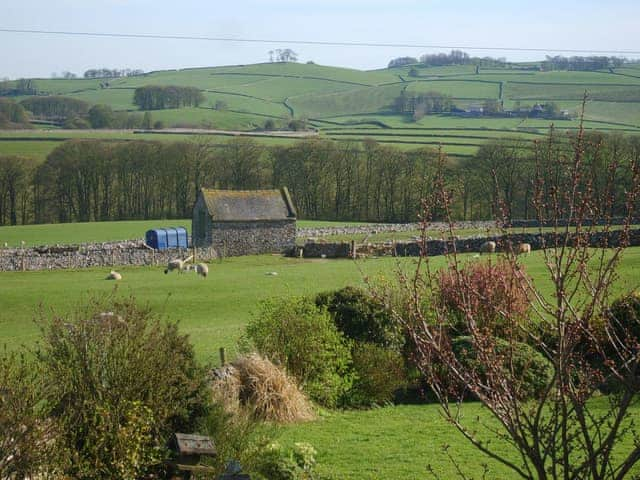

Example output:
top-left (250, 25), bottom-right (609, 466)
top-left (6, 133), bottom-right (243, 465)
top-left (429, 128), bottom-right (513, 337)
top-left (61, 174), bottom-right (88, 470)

top-left (0, 219), bottom-right (370, 247)
top-left (3, 61), bottom-right (639, 162)
top-left (2, 247), bottom-right (639, 360)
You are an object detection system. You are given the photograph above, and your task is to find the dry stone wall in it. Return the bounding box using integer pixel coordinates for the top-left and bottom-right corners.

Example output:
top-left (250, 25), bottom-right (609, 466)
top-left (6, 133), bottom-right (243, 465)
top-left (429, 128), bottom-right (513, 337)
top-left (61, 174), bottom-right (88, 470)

top-left (0, 240), bottom-right (219, 272)
top-left (300, 229), bottom-right (640, 258)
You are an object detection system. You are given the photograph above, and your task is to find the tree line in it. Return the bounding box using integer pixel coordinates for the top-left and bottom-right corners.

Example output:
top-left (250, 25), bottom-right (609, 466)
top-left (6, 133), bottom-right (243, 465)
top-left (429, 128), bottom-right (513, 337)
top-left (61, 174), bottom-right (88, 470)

top-left (388, 50), bottom-right (507, 69)
top-left (0, 131), bottom-right (637, 226)
top-left (392, 91), bottom-right (454, 120)
top-left (133, 85), bottom-right (205, 110)
top-left (542, 55), bottom-right (626, 71)
top-left (83, 68), bottom-right (145, 79)
top-left (20, 96), bottom-right (89, 120)
top-left (0, 99), bottom-right (31, 128)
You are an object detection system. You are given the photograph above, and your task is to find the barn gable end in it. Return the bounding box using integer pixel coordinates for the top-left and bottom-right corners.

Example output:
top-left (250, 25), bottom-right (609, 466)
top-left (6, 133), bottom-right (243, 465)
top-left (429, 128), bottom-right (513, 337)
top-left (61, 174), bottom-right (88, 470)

top-left (192, 188), bottom-right (296, 256)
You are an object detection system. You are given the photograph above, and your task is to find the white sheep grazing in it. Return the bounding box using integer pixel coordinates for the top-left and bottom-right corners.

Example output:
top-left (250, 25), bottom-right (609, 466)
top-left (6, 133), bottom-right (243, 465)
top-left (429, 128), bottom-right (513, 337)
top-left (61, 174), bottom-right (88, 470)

top-left (106, 270), bottom-right (122, 280)
top-left (479, 241), bottom-right (497, 254)
top-left (195, 263), bottom-right (209, 278)
top-left (164, 255), bottom-right (193, 274)
top-left (517, 243), bottom-right (532, 255)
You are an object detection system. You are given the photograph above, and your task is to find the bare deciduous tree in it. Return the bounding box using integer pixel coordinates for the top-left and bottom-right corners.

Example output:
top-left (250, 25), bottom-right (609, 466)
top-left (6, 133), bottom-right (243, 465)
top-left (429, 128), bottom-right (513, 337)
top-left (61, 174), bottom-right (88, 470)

top-left (394, 113), bottom-right (640, 479)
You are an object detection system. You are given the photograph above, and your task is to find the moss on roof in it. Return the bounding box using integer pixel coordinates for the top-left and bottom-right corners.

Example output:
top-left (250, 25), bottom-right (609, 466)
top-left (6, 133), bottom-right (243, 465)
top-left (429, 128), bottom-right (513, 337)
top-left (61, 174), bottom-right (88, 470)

top-left (199, 188), bottom-right (296, 222)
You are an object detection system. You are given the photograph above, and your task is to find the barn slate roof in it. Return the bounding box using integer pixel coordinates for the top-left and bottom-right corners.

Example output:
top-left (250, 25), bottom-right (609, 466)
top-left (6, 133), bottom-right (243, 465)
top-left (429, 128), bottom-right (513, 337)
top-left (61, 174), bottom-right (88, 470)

top-left (198, 187), bottom-right (296, 222)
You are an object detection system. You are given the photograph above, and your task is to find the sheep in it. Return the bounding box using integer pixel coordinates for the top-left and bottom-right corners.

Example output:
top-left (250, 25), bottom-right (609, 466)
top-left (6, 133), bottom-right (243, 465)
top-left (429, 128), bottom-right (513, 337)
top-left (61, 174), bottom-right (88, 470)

top-left (106, 270), bottom-right (122, 280)
top-left (164, 255), bottom-right (193, 274)
top-left (517, 243), bottom-right (532, 255)
top-left (195, 263), bottom-right (209, 278)
top-left (479, 241), bottom-right (497, 254)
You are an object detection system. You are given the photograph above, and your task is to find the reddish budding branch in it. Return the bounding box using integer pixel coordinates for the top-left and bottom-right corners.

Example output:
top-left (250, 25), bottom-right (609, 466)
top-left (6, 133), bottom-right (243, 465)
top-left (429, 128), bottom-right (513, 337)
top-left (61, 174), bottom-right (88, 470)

top-left (393, 109), bottom-right (640, 479)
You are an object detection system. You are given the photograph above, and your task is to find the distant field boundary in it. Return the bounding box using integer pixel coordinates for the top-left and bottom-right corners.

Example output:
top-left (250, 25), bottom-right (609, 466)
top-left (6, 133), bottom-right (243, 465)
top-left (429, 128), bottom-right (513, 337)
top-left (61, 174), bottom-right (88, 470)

top-left (209, 71), bottom-right (371, 87)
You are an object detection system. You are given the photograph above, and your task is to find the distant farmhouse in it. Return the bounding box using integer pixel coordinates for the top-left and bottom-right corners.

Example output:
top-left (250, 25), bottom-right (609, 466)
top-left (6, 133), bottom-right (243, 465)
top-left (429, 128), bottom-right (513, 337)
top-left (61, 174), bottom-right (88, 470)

top-left (192, 188), bottom-right (297, 257)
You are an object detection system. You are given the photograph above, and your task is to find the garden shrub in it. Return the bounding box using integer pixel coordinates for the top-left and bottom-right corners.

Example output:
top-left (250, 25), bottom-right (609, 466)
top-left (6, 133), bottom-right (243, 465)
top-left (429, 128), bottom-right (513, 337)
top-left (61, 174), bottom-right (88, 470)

top-left (36, 295), bottom-right (210, 479)
top-left (0, 351), bottom-right (49, 479)
top-left (438, 260), bottom-right (531, 339)
top-left (348, 342), bottom-right (408, 406)
top-left (605, 290), bottom-right (640, 348)
top-left (452, 336), bottom-right (553, 400)
top-left (245, 296), bottom-right (353, 408)
top-left (591, 290), bottom-right (640, 393)
top-left (254, 442), bottom-right (320, 480)
top-left (315, 286), bottom-right (403, 349)
top-left (198, 401), bottom-right (274, 478)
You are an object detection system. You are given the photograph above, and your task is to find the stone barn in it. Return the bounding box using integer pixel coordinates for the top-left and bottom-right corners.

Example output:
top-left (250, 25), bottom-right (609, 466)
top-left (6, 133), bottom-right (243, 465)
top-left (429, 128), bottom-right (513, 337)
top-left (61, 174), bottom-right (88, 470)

top-left (192, 187), bottom-right (297, 256)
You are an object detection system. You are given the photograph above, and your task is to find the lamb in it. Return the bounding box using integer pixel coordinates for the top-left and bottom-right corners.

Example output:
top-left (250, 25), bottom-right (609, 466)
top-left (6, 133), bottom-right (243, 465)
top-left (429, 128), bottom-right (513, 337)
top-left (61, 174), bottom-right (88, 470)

top-left (164, 255), bottom-right (193, 274)
top-left (479, 241), bottom-right (497, 254)
top-left (106, 270), bottom-right (122, 280)
top-left (517, 243), bottom-right (532, 255)
top-left (195, 263), bottom-right (209, 278)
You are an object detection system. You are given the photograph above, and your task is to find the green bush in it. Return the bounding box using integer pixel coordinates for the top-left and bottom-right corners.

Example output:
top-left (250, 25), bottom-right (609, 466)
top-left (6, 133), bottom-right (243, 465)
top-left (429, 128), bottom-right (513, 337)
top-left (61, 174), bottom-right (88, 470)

top-left (348, 343), bottom-right (408, 406)
top-left (606, 291), bottom-right (640, 347)
top-left (198, 402), bottom-right (272, 477)
top-left (594, 291), bottom-right (640, 392)
top-left (245, 297), bottom-right (352, 408)
top-left (0, 351), bottom-right (49, 478)
top-left (452, 336), bottom-right (553, 400)
top-left (315, 286), bottom-right (403, 349)
top-left (254, 442), bottom-right (319, 480)
top-left (36, 295), bottom-right (210, 479)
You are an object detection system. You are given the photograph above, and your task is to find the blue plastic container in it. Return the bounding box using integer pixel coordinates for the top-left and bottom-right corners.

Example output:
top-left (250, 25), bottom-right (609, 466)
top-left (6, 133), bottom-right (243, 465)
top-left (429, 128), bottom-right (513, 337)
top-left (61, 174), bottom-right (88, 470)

top-left (145, 227), bottom-right (188, 250)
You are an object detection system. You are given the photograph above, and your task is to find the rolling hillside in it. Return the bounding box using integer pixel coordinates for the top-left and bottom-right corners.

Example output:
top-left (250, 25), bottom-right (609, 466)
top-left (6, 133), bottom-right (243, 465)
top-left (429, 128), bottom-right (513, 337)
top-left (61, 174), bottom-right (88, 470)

top-left (2, 61), bottom-right (640, 159)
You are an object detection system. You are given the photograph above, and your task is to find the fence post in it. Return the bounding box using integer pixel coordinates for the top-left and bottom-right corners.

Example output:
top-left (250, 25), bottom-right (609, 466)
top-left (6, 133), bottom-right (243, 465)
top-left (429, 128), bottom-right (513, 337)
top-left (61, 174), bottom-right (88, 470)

top-left (219, 347), bottom-right (226, 366)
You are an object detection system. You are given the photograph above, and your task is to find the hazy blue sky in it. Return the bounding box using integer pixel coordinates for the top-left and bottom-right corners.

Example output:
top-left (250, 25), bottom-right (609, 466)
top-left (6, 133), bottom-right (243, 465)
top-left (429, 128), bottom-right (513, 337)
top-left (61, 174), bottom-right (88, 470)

top-left (2, 0), bottom-right (639, 78)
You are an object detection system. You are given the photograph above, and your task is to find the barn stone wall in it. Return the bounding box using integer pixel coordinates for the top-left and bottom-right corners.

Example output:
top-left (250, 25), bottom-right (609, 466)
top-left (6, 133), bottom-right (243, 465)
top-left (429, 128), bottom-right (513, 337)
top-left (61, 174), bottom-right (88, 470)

top-left (208, 220), bottom-right (296, 257)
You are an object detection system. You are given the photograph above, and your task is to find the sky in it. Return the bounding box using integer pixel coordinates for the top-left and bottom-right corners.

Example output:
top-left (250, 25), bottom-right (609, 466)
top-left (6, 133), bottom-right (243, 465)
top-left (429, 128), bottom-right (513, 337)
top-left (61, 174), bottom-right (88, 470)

top-left (2, 0), bottom-right (639, 79)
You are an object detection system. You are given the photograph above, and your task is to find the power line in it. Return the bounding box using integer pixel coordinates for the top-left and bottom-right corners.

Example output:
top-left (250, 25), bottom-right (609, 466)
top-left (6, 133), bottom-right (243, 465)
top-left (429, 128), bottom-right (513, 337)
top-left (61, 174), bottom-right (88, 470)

top-left (1, 28), bottom-right (640, 56)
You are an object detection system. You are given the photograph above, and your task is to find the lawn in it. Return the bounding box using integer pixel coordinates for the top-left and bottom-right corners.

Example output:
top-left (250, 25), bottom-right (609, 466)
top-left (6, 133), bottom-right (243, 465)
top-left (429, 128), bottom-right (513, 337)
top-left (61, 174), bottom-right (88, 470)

top-left (279, 399), bottom-right (640, 479)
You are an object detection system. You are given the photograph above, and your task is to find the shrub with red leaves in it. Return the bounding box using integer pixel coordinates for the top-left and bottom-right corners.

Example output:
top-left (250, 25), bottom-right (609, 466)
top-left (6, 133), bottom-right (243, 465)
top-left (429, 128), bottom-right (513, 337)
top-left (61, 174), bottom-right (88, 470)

top-left (437, 259), bottom-right (531, 338)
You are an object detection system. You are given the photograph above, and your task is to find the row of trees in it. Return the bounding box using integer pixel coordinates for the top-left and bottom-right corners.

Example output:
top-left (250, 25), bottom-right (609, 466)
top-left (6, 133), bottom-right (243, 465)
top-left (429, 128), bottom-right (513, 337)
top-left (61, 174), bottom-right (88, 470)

top-left (0, 99), bottom-right (31, 128)
top-left (20, 96), bottom-right (89, 120)
top-left (133, 85), bottom-right (205, 110)
top-left (0, 78), bottom-right (38, 96)
top-left (542, 55), bottom-right (626, 71)
top-left (392, 91), bottom-right (454, 119)
top-left (388, 50), bottom-right (508, 69)
top-left (83, 68), bottom-right (144, 79)
top-left (0, 131), bottom-right (638, 226)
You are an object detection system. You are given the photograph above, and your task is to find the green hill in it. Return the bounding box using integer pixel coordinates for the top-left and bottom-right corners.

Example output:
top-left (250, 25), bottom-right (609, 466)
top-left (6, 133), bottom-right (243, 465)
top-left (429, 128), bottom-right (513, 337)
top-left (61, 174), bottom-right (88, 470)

top-left (2, 61), bottom-right (640, 159)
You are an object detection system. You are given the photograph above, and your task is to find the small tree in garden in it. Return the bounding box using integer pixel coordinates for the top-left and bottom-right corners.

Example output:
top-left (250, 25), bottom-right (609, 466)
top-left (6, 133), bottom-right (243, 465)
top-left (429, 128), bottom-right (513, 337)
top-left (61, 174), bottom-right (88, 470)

top-left (394, 109), bottom-right (640, 479)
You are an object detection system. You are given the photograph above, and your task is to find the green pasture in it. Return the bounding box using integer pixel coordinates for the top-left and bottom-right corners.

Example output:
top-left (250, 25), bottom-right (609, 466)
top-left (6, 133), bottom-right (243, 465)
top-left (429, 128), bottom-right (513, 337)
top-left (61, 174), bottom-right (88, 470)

top-left (2, 248), bottom-right (640, 363)
top-left (405, 79), bottom-right (500, 98)
top-left (0, 219), bottom-right (365, 247)
top-left (289, 84), bottom-right (403, 118)
top-left (0, 140), bottom-right (62, 161)
top-left (0, 130), bottom-right (307, 162)
top-left (4, 61), bottom-right (640, 160)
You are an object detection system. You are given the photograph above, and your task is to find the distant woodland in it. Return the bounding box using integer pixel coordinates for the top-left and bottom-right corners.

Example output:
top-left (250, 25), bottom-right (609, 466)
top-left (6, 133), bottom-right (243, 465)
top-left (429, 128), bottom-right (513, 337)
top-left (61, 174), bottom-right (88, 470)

top-left (0, 132), bottom-right (637, 226)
